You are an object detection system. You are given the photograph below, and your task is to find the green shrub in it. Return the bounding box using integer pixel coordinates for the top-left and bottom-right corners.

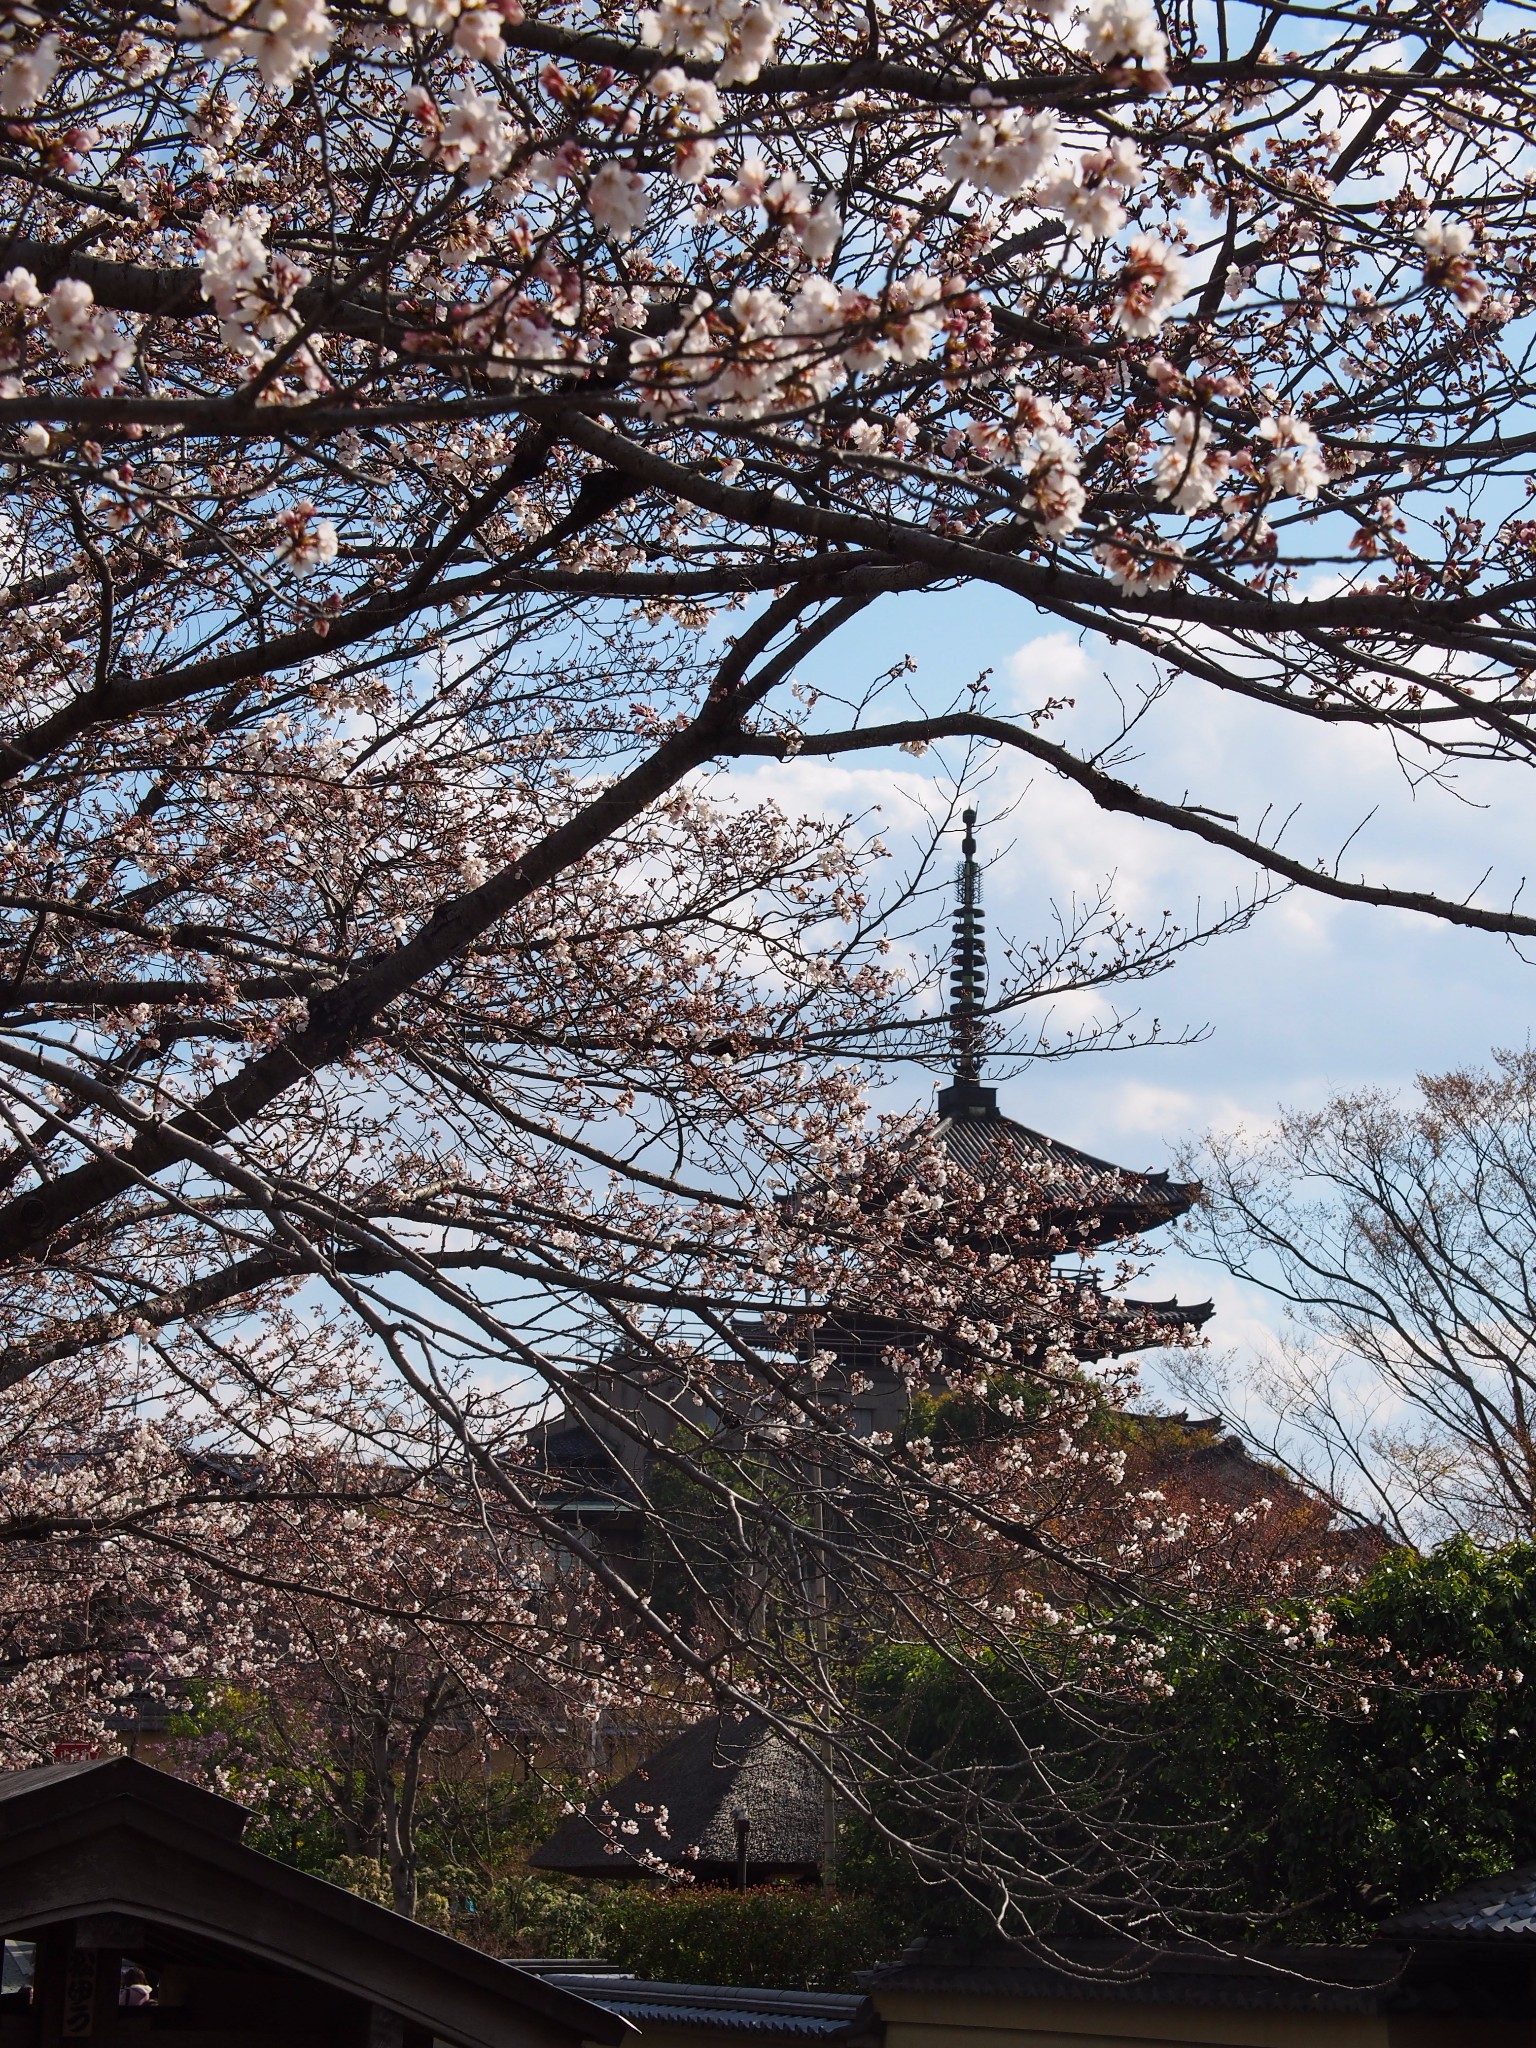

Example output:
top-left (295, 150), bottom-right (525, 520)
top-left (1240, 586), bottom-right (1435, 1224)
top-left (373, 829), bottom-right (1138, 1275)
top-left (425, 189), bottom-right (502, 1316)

top-left (850, 1539), bottom-right (1536, 1941)
top-left (305, 1858), bottom-right (900, 1987)
top-left (595, 1884), bottom-right (897, 1989)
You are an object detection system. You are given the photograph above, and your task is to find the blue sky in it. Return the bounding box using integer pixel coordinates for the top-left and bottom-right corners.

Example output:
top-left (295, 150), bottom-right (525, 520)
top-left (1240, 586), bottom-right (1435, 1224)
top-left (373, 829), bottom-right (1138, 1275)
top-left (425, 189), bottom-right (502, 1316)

top-left (729, 579), bottom-right (1536, 1375)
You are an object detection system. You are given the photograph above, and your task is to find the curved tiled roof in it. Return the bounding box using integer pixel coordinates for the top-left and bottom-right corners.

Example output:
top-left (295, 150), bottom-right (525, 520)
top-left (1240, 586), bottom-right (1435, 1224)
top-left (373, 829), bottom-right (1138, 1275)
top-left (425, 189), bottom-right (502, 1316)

top-left (932, 1083), bottom-right (1199, 1251)
top-left (519, 1970), bottom-right (872, 2040)
top-left (861, 1938), bottom-right (1416, 2013)
top-left (1381, 1864), bottom-right (1536, 1939)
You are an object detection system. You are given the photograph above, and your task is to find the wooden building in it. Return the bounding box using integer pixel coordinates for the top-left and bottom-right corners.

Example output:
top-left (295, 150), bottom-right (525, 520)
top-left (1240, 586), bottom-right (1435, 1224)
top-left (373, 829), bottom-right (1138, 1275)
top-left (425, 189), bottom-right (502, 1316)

top-left (0, 1757), bottom-right (629, 2048)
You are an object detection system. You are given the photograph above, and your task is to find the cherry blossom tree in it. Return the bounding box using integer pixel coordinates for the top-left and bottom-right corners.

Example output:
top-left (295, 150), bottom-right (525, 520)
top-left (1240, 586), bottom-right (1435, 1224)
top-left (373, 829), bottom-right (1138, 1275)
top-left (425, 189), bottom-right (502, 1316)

top-left (0, 1313), bottom-right (624, 1918)
top-left (0, 1306), bottom-right (498, 1756)
top-left (0, 0), bottom-right (1525, 1936)
top-left (181, 1480), bottom-right (597, 1919)
top-left (0, 1313), bottom-right (391, 1763)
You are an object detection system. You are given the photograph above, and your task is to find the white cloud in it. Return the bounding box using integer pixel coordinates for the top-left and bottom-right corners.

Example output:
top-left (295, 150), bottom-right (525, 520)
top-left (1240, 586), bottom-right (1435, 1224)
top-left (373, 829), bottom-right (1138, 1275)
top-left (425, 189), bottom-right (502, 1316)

top-left (1005, 628), bottom-right (1096, 697)
top-left (700, 579), bottom-right (1536, 1379)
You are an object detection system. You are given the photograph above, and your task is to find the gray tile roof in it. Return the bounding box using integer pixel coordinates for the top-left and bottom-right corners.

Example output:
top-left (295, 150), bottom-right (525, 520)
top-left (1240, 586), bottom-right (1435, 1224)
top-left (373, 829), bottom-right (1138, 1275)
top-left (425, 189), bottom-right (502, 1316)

top-left (861, 1940), bottom-right (1416, 2014)
top-left (1381, 1865), bottom-right (1536, 1939)
top-left (934, 1104), bottom-right (1198, 1246)
top-left (520, 1968), bottom-right (871, 2040)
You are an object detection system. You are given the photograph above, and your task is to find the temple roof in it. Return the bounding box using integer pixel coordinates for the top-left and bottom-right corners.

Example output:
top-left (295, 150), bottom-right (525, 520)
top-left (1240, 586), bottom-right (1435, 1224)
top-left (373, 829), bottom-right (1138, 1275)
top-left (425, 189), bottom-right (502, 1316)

top-left (859, 1937), bottom-right (1425, 2014)
top-left (926, 813), bottom-right (1200, 1253)
top-left (931, 1081), bottom-right (1200, 1251)
top-left (519, 1969), bottom-right (876, 2043)
top-left (0, 1757), bottom-right (625, 2048)
top-left (1379, 1863), bottom-right (1536, 1941)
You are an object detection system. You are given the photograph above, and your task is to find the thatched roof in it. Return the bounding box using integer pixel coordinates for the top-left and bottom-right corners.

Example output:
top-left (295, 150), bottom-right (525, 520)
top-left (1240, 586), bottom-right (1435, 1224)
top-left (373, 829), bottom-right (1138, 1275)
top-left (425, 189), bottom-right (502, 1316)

top-left (530, 1715), bottom-right (823, 1882)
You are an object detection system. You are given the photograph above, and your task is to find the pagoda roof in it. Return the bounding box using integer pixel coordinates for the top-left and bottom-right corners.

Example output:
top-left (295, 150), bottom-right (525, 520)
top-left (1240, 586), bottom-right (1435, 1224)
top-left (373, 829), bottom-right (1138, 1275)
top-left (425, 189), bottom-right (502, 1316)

top-left (931, 1080), bottom-right (1199, 1252)
top-left (922, 812), bottom-right (1200, 1254)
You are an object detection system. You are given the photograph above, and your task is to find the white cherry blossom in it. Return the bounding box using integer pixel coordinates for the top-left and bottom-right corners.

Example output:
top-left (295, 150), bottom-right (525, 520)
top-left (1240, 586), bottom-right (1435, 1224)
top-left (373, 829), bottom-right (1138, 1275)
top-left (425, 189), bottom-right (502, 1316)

top-left (0, 269), bottom-right (42, 311)
top-left (1037, 139), bottom-right (1143, 239)
top-left (1084, 0), bottom-right (1169, 78)
top-left (1414, 215), bottom-right (1486, 313)
top-left (454, 7), bottom-right (508, 62)
top-left (797, 197), bottom-right (843, 264)
top-left (719, 0), bottom-right (784, 82)
top-left (388, 0), bottom-right (463, 24)
top-left (640, 0), bottom-right (734, 61)
top-left (198, 208), bottom-right (315, 366)
top-left (987, 392), bottom-right (1089, 537)
top-left (1156, 408), bottom-right (1229, 514)
top-left (0, 33), bottom-right (58, 115)
top-left (44, 281), bottom-right (135, 394)
top-left (1258, 411), bottom-right (1327, 499)
top-left (682, 78), bottom-right (724, 126)
top-left (638, 0), bottom-right (783, 78)
top-left (587, 161), bottom-right (651, 241)
top-left (887, 270), bottom-right (947, 362)
top-left (1112, 235), bottom-right (1188, 337)
top-left (426, 83), bottom-right (524, 185)
top-left (1095, 531), bottom-right (1184, 591)
top-left (721, 154), bottom-right (771, 207)
top-left (179, 0), bottom-right (336, 91)
top-left (941, 108), bottom-right (1059, 198)
top-left (116, 30), bottom-right (174, 83)
top-left (675, 136), bottom-right (720, 182)
top-left (274, 503), bottom-right (340, 573)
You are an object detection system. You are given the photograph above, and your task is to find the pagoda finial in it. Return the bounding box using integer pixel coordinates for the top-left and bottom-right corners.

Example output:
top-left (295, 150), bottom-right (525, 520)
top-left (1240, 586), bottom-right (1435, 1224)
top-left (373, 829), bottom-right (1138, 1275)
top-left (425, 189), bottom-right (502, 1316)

top-left (938, 809), bottom-right (997, 1118)
top-left (950, 808), bottom-right (985, 1083)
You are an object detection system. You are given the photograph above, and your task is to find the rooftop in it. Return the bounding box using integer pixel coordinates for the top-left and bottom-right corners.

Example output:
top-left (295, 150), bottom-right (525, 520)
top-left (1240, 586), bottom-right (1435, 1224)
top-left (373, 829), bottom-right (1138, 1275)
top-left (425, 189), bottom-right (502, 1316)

top-left (530, 1714), bottom-right (823, 1882)
top-left (0, 1757), bottom-right (626, 2048)
top-left (932, 1089), bottom-right (1201, 1248)
top-left (1380, 1863), bottom-right (1536, 1940)
top-left (519, 1967), bottom-right (874, 2042)
top-left (921, 811), bottom-right (1201, 1254)
top-left (859, 1935), bottom-right (1519, 2016)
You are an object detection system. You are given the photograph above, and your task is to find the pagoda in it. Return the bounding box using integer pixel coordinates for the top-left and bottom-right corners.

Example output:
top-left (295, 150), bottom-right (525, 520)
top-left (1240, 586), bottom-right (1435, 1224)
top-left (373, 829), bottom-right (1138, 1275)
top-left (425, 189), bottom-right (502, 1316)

top-left (528, 811), bottom-right (1211, 1487)
top-left (934, 808), bottom-right (1198, 1252)
top-left (791, 810), bottom-right (1212, 1432)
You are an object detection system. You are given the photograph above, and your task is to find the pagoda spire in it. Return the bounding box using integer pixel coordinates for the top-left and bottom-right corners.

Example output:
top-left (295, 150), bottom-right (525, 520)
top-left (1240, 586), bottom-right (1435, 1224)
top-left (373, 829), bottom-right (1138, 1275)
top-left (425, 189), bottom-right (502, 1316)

top-left (938, 808), bottom-right (998, 1119)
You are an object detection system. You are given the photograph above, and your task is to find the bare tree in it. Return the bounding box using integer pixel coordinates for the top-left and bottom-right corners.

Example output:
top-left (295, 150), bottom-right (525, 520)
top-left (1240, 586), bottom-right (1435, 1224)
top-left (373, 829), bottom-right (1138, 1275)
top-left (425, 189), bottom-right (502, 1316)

top-left (1180, 1050), bottom-right (1536, 1545)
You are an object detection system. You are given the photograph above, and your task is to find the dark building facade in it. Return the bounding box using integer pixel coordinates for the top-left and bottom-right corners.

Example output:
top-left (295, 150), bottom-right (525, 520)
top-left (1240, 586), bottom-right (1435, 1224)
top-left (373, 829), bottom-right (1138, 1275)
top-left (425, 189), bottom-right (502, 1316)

top-left (0, 1757), bottom-right (625, 2048)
